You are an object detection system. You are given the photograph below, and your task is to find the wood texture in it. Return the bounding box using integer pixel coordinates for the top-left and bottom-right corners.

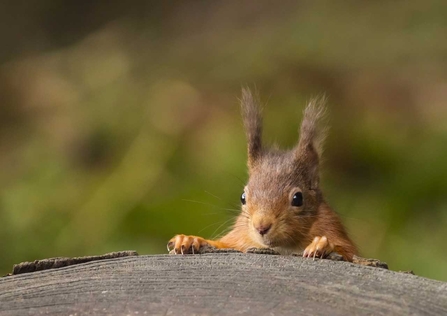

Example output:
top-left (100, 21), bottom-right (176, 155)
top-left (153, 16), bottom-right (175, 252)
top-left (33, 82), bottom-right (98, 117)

top-left (1, 253), bottom-right (446, 315)
top-left (10, 251), bottom-right (138, 276)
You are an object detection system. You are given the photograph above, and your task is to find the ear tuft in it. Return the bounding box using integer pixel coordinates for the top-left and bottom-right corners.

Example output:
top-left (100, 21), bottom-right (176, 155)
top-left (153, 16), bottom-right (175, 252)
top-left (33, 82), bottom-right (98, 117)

top-left (296, 96), bottom-right (328, 188)
top-left (297, 95), bottom-right (328, 154)
top-left (240, 88), bottom-right (263, 168)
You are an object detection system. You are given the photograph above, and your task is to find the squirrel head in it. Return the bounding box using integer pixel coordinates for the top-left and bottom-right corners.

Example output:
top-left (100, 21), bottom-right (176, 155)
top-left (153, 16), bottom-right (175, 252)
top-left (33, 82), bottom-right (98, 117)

top-left (240, 88), bottom-right (327, 249)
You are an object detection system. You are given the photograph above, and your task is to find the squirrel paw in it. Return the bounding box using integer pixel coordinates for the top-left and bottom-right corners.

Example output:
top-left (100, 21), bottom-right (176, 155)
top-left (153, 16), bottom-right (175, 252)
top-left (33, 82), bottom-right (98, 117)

top-left (167, 234), bottom-right (208, 255)
top-left (303, 236), bottom-right (334, 260)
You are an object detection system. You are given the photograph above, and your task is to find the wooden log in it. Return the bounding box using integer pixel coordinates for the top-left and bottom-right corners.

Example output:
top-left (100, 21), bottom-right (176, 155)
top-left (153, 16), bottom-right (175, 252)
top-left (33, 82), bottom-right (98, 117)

top-left (1, 253), bottom-right (446, 315)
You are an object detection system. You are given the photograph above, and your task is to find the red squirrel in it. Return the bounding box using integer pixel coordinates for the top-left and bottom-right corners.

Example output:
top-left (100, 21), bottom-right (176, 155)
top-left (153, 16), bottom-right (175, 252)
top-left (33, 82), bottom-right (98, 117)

top-left (168, 88), bottom-right (357, 261)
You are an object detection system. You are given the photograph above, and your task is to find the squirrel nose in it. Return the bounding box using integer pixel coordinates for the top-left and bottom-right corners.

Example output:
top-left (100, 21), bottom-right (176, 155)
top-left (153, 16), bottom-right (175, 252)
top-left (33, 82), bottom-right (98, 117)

top-left (256, 223), bottom-right (272, 236)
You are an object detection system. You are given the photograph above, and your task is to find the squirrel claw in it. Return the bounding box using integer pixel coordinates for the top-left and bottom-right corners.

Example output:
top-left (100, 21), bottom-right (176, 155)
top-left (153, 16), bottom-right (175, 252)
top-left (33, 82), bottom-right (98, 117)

top-left (304, 236), bottom-right (333, 260)
top-left (168, 234), bottom-right (207, 255)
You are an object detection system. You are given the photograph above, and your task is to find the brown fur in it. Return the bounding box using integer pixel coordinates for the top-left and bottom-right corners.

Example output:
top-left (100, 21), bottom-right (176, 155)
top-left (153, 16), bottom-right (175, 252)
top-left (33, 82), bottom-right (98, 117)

top-left (169, 88), bottom-right (357, 261)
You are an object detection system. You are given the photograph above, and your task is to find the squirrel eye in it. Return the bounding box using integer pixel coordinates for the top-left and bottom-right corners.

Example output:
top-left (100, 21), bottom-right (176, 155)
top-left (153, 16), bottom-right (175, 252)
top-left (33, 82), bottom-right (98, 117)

top-left (241, 192), bottom-right (246, 205)
top-left (291, 192), bottom-right (303, 207)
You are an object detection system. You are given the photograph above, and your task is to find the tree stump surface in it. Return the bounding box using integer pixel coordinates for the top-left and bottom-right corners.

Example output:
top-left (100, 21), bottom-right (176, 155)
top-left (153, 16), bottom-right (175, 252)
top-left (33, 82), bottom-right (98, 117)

top-left (0, 252), bottom-right (446, 315)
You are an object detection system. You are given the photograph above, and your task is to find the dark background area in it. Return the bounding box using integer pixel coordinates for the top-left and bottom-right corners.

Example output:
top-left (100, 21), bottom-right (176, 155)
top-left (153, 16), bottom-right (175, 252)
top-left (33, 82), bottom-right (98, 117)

top-left (1, 1), bottom-right (446, 281)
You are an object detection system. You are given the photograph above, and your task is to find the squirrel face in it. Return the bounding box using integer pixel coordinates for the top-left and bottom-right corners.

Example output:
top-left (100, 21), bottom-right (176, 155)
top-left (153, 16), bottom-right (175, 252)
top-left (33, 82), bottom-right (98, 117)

top-left (240, 88), bottom-right (326, 250)
top-left (242, 151), bottom-right (321, 249)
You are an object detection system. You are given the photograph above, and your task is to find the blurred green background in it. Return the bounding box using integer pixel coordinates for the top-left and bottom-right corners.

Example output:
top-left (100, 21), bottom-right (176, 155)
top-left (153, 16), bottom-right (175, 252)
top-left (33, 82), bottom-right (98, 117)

top-left (1, 1), bottom-right (446, 281)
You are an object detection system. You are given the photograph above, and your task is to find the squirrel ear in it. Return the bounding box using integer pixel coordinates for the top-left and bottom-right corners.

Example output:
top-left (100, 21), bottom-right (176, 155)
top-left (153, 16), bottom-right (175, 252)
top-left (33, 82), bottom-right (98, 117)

top-left (295, 96), bottom-right (327, 189)
top-left (240, 88), bottom-right (263, 168)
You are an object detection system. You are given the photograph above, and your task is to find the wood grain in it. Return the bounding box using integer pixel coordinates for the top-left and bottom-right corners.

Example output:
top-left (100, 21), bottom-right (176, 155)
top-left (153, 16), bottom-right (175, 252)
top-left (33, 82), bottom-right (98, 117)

top-left (1, 253), bottom-right (446, 315)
